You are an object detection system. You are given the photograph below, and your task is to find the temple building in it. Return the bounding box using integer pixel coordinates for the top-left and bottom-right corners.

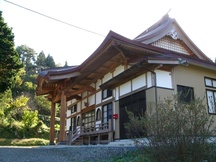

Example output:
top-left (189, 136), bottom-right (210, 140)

top-left (36, 14), bottom-right (216, 145)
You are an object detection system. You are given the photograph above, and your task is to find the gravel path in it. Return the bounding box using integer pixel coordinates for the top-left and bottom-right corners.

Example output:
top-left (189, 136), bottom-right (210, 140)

top-left (0, 145), bottom-right (136, 162)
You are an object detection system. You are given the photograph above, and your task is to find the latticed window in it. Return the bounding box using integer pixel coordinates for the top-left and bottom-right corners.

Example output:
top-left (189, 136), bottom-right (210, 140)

top-left (205, 77), bottom-right (216, 114)
top-left (82, 110), bottom-right (95, 128)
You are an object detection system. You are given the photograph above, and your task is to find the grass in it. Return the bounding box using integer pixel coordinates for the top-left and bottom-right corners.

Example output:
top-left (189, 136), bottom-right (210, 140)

top-left (0, 138), bottom-right (49, 146)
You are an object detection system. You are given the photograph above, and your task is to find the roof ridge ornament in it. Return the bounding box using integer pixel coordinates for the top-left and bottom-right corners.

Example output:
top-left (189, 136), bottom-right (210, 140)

top-left (167, 29), bottom-right (179, 40)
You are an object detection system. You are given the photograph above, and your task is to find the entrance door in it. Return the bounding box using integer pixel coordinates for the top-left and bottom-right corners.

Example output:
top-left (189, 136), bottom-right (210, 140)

top-left (119, 90), bottom-right (146, 139)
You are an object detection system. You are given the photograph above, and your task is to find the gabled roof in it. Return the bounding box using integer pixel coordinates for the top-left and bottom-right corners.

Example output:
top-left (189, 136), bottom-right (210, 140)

top-left (134, 14), bottom-right (212, 62)
top-left (36, 14), bottom-right (216, 103)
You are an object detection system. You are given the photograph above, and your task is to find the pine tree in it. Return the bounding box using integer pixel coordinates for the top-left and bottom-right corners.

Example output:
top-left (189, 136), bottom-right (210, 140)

top-left (0, 11), bottom-right (22, 92)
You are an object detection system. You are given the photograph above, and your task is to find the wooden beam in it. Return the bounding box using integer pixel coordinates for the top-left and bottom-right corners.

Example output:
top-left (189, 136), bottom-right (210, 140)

top-left (58, 91), bottom-right (67, 144)
top-left (49, 71), bottom-right (81, 80)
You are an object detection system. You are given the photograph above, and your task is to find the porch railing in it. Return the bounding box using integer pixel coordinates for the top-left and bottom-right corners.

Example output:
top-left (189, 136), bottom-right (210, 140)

top-left (68, 122), bottom-right (110, 144)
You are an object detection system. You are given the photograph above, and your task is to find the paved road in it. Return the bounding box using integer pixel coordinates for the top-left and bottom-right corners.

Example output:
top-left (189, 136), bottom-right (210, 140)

top-left (0, 145), bottom-right (135, 162)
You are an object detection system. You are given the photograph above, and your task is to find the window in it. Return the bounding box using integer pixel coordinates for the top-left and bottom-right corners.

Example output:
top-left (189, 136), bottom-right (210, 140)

top-left (205, 77), bottom-right (216, 114)
top-left (102, 103), bottom-right (112, 123)
top-left (177, 85), bottom-right (194, 103)
top-left (77, 116), bottom-right (80, 126)
top-left (70, 117), bottom-right (76, 131)
top-left (102, 89), bottom-right (112, 99)
top-left (205, 77), bottom-right (216, 88)
top-left (71, 104), bottom-right (77, 113)
top-left (96, 109), bottom-right (101, 121)
top-left (82, 110), bottom-right (95, 128)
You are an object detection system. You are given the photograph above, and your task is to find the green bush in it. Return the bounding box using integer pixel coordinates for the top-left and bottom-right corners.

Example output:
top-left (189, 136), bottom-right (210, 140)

top-left (0, 138), bottom-right (13, 145)
top-left (125, 97), bottom-right (216, 162)
top-left (0, 138), bottom-right (49, 146)
top-left (11, 138), bottom-right (49, 146)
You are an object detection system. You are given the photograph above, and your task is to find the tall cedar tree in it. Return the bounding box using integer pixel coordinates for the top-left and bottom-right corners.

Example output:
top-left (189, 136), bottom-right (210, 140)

top-left (0, 11), bottom-right (22, 92)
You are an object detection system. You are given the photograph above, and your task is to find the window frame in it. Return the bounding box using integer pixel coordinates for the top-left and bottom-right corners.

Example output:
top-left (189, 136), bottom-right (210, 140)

top-left (96, 108), bottom-right (101, 121)
top-left (82, 110), bottom-right (95, 128)
top-left (206, 89), bottom-right (216, 114)
top-left (177, 85), bottom-right (194, 103)
top-left (205, 77), bottom-right (216, 88)
top-left (102, 103), bottom-right (112, 123)
top-left (102, 89), bottom-right (112, 100)
top-left (71, 104), bottom-right (77, 113)
top-left (205, 77), bottom-right (216, 114)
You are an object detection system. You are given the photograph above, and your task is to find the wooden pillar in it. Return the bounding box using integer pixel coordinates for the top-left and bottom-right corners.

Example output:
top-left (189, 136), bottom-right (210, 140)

top-left (108, 119), bottom-right (113, 142)
top-left (49, 102), bottom-right (56, 145)
top-left (58, 90), bottom-right (67, 144)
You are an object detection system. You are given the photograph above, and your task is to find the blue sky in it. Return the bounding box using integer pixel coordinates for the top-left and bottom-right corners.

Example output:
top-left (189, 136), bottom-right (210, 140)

top-left (0, 0), bottom-right (215, 65)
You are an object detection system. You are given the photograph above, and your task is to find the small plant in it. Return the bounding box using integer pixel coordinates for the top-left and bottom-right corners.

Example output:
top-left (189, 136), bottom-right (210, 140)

top-left (125, 97), bottom-right (216, 162)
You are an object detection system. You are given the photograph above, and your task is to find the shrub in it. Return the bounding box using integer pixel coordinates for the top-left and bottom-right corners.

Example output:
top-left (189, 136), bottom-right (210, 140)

top-left (11, 138), bottom-right (49, 146)
top-left (125, 97), bottom-right (216, 162)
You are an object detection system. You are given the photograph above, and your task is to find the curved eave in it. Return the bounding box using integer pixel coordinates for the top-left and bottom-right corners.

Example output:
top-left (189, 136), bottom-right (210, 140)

top-left (134, 18), bottom-right (174, 43)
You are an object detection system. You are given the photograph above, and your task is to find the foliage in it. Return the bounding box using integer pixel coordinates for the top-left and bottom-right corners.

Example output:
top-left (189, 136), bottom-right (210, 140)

top-left (0, 90), bottom-right (29, 125)
top-left (125, 97), bottom-right (216, 162)
top-left (0, 11), bottom-right (59, 141)
top-left (0, 138), bottom-right (49, 146)
top-left (45, 54), bottom-right (56, 68)
top-left (0, 11), bottom-right (23, 92)
top-left (11, 138), bottom-right (49, 146)
top-left (33, 96), bottom-right (51, 115)
top-left (16, 45), bottom-right (37, 76)
top-left (22, 110), bottom-right (39, 129)
top-left (35, 51), bottom-right (46, 68)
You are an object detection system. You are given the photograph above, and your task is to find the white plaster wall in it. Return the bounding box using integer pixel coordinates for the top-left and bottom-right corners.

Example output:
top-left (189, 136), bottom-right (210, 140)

top-left (96, 79), bottom-right (101, 90)
top-left (132, 74), bottom-right (146, 90)
top-left (96, 91), bottom-right (102, 104)
top-left (147, 72), bottom-right (152, 88)
top-left (88, 94), bottom-right (95, 105)
top-left (114, 65), bottom-right (124, 76)
top-left (102, 72), bottom-right (112, 83)
top-left (82, 98), bottom-right (87, 109)
top-left (120, 81), bottom-right (131, 96)
top-left (155, 70), bottom-right (172, 88)
top-left (82, 91), bottom-right (87, 98)
top-left (77, 102), bottom-right (81, 112)
top-left (66, 101), bottom-right (71, 107)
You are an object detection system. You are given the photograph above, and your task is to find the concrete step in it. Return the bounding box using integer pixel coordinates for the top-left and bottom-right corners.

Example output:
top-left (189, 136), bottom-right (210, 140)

top-left (108, 139), bottom-right (135, 146)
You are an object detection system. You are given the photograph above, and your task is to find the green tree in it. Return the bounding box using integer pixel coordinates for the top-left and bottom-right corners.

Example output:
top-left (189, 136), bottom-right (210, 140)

top-left (22, 110), bottom-right (39, 129)
top-left (45, 54), bottom-right (55, 68)
top-left (0, 11), bottom-right (23, 92)
top-left (33, 96), bottom-right (51, 115)
top-left (16, 45), bottom-right (37, 75)
top-left (35, 51), bottom-right (46, 70)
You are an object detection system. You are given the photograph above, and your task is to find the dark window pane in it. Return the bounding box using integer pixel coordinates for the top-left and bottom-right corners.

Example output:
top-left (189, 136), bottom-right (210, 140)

top-left (177, 85), bottom-right (194, 103)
